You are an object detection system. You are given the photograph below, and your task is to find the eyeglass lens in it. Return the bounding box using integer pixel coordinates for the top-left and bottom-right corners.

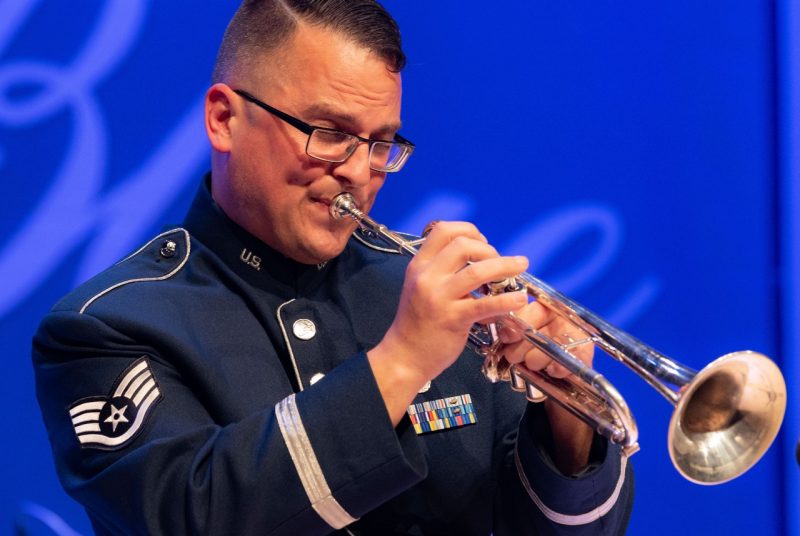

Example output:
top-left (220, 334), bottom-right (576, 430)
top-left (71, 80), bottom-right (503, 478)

top-left (307, 130), bottom-right (410, 172)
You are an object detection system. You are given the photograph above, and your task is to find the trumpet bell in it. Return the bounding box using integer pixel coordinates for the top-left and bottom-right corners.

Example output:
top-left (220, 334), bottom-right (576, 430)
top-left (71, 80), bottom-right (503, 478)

top-left (668, 351), bottom-right (787, 484)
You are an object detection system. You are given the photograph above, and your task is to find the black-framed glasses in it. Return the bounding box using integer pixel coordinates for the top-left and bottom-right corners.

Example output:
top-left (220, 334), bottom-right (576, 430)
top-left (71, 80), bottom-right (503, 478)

top-left (234, 89), bottom-right (414, 173)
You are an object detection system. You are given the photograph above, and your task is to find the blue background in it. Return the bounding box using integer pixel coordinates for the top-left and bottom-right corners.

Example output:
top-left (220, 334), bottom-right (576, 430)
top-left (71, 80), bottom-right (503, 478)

top-left (1, 1), bottom-right (798, 534)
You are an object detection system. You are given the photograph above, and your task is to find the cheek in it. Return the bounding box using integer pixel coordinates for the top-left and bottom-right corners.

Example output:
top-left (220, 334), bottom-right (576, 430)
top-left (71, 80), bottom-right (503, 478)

top-left (229, 135), bottom-right (273, 183)
top-left (239, 124), bottom-right (303, 175)
top-left (289, 158), bottom-right (326, 185)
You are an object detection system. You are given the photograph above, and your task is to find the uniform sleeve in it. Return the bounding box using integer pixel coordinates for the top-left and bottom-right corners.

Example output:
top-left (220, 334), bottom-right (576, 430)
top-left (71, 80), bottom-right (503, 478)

top-left (493, 400), bottom-right (635, 535)
top-left (33, 310), bottom-right (427, 535)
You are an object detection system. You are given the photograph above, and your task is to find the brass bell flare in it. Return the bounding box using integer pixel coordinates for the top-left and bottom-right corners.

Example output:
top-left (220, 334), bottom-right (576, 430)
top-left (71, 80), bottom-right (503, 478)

top-left (669, 351), bottom-right (787, 485)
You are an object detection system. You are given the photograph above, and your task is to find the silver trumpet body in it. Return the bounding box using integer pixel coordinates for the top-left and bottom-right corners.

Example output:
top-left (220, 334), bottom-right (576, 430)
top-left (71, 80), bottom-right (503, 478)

top-left (330, 193), bottom-right (786, 485)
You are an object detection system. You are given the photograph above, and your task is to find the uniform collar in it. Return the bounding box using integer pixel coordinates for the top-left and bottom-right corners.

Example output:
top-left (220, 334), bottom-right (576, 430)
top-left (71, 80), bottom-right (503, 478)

top-left (182, 174), bottom-right (335, 298)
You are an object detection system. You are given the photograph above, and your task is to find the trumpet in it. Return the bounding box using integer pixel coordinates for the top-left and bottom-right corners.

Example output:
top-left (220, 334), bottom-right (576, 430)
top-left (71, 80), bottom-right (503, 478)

top-left (330, 192), bottom-right (787, 485)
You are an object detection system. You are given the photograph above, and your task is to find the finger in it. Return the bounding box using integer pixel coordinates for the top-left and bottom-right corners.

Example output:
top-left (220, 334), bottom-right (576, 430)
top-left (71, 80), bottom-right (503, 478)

top-left (414, 221), bottom-right (487, 264)
top-left (497, 301), bottom-right (550, 344)
top-left (546, 319), bottom-right (595, 367)
top-left (434, 235), bottom-right (503, 275)
top-left (402, 238), bottom-right (512, 304)
top-left (500, 338), bottom-right (553, 373)
top-left (542, 359), bottom-right (572, 379)
top-left (453, 289), bottom-right (529, 326)
top-left (500, 315), bottom-right (595, 378)
top-left (524, 347), bottom-right (555, 373)
top-left (538, 332), bottom-right (595, 379)
top-left (446, 254), bottom-right (529, 298)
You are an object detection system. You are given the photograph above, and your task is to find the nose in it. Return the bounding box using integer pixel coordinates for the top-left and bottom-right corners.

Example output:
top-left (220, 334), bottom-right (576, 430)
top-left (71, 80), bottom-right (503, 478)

top-left (332, 142), bottom-right (373, 189)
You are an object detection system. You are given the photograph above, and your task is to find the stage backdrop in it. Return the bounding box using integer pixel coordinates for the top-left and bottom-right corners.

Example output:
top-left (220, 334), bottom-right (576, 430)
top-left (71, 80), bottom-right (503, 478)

top-left (1, 2), bottom-right (797, 535)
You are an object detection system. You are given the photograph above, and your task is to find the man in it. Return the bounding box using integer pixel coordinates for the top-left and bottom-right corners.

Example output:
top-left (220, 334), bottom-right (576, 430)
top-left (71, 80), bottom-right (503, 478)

top-left (33, 1), bottom-right (634, 534)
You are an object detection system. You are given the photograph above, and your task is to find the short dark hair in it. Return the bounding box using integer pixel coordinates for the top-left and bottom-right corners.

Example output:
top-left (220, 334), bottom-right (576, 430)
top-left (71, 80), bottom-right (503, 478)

top-left (212, 0), bottom-right (405, 83)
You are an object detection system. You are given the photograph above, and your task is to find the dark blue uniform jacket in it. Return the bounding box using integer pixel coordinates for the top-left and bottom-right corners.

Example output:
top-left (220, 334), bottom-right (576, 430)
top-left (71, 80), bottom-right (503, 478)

top-left (33, 179), bottom-right (634, 535)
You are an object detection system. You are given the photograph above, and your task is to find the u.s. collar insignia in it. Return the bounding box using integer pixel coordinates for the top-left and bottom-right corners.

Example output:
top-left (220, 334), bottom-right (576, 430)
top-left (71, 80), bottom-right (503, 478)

top-left (68, 357), bottom-right (162, 450)
top-left (406, 394), bottom-right (476, 435)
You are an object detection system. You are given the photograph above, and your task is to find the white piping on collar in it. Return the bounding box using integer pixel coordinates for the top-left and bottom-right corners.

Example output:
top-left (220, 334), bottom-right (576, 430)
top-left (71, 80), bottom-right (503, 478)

top-left (277, 299), bottom-right (305, 391)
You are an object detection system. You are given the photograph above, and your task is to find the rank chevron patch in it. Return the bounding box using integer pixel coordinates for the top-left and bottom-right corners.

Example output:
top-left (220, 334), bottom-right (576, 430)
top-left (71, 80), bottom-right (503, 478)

top-left (68, 357), bottom-right (163, 450)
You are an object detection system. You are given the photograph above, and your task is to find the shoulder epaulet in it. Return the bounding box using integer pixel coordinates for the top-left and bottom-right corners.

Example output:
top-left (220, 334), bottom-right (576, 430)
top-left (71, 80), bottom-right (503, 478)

top-left (351, 226), bottom-right (423, 254)
top-left (74, 228), bottom-right (191, 314)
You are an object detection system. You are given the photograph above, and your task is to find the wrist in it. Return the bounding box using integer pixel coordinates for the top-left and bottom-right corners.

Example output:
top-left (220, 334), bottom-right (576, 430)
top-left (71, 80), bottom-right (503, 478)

top-left (367, 335), bottom-right (431, 426)
top-left (543, 399), bottom-right (594, 475)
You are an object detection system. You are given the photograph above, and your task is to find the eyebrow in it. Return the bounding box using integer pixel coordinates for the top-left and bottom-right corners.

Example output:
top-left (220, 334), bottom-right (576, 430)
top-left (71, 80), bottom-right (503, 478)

top-left (302, 103), bottom-right (403, 137)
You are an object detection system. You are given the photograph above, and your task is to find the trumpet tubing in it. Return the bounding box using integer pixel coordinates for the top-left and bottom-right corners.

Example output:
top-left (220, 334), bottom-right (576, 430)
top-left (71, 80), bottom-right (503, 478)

top-left (330, 193), bottom-right (787, 485)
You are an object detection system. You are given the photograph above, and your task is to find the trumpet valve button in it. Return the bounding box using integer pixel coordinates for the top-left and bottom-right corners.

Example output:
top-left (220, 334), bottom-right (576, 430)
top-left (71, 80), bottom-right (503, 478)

top-left (510, 367), bottom-right (526, 392)
top-left (525, 383), bottom-right (547, 403)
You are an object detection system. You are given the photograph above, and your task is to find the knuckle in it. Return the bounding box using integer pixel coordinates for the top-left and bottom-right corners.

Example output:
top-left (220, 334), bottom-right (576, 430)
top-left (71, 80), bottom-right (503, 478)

top-left (438, 221), bottom-right (462, 238)
top-left (471, 295), bottom-right (506, 322)
top-left (464, 222), bottom-right (481, 237)
top-left (472, 296), bottom-right (493, 318)
top-left (405, 261), bottom-right (420, 280)
top-left (414, 276), bottom-right (438, 304)
top-left (502, 342), bottom-right (524, 363)
top-left (461, 262), bottom-right (481, 281)
top-left (523, 349), bottom-right (549, 371)
top-left (474, 241), bottom-right (499, 261)
top-left (452, 235), bottom-right (472, 250)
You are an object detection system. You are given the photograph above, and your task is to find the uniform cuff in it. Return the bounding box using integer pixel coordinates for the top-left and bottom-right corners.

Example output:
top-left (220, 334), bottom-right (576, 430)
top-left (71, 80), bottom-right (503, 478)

top-left (291, 352), bottom-right (427, 519)
top-left (515, 403), bottom-right (629, 525)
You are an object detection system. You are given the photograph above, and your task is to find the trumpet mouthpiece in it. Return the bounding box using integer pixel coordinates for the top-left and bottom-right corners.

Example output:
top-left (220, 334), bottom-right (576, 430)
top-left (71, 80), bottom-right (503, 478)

top-left (329, 193), bottom-right (362, 222)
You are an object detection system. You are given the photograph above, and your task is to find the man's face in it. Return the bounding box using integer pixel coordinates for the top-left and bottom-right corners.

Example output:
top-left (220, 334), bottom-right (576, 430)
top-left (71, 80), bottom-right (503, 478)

top-left (213, 24), bottom-right (403, 264)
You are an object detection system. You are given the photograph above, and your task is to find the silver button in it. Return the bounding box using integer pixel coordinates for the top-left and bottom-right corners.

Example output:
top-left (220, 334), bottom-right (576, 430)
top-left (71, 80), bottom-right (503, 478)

top-left (292, 319), bottom-right (317, 340)
top-left (310, 372), bottom-right (325, 385)
top-left (160, 240), bottom-right (177, 258)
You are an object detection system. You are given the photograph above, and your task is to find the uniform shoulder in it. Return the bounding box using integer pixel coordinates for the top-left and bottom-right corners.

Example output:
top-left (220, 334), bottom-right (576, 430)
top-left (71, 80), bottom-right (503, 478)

top-left (52, 228), bottom-right (191, 315)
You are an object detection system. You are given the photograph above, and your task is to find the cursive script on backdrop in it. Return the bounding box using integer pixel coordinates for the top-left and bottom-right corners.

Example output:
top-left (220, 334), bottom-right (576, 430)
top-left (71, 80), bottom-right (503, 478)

top-left (0, 1), bottom-right (208, 317)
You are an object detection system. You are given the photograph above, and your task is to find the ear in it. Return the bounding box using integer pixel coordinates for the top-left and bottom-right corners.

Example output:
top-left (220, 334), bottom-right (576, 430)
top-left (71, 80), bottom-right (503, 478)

top-left (205, 83), bottom-right (236, 153)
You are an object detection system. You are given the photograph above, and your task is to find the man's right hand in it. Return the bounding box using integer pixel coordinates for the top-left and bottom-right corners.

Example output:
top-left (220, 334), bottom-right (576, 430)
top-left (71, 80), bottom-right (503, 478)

top-left (366, 221), bottom-right (529, 425)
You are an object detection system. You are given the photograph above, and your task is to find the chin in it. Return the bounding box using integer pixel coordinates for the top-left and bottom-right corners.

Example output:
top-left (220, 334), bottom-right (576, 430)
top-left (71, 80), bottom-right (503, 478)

top-left (300, 233), bottom-right (352, 265)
